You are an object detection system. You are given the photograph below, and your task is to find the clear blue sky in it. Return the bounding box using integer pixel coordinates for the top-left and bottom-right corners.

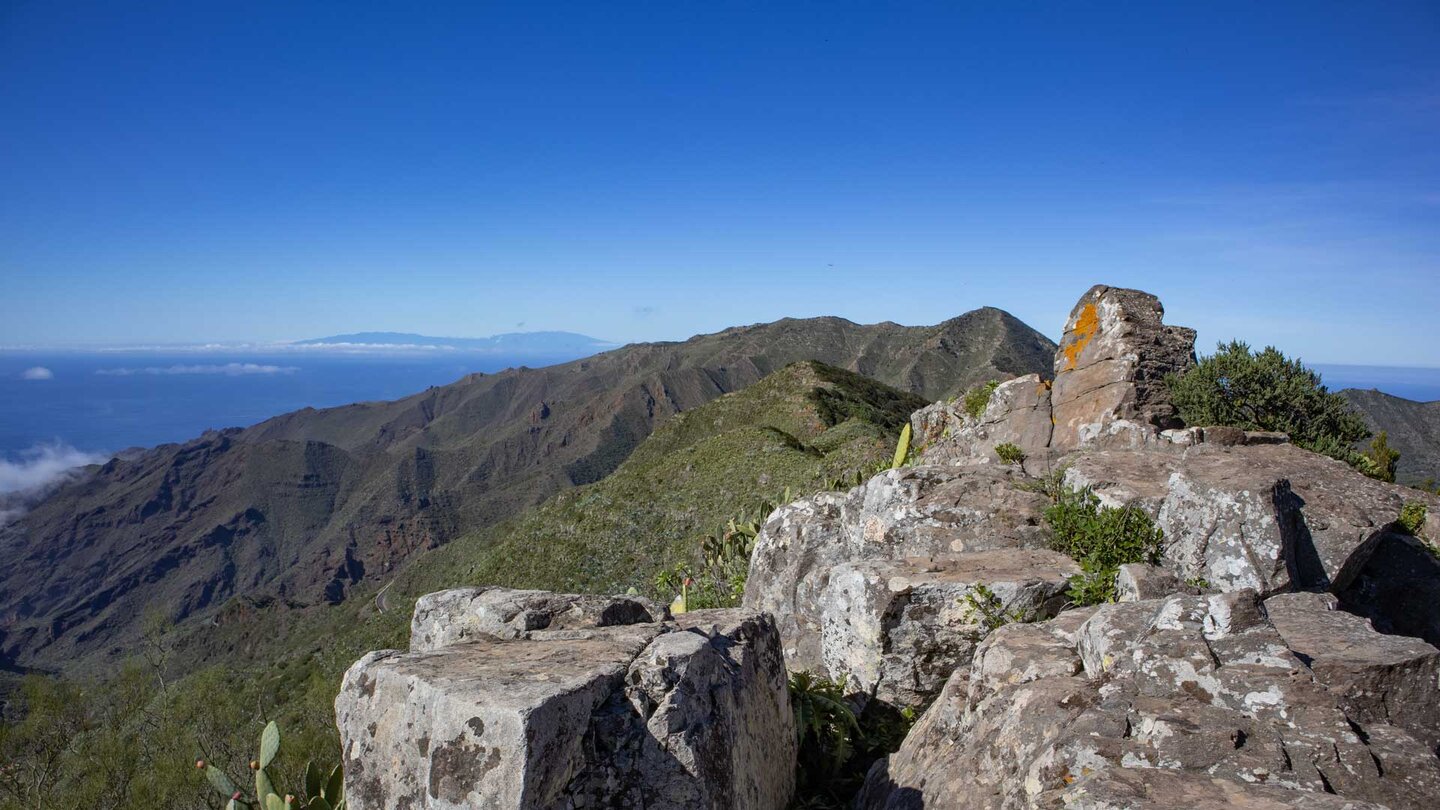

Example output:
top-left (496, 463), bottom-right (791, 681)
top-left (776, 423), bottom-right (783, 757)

top-left (2, 1), bottom-right (1437, 365)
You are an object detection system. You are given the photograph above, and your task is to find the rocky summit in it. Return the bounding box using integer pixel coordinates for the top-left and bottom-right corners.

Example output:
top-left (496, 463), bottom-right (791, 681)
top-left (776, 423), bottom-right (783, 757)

top-left (338, 284), bottom-right (1440, 808)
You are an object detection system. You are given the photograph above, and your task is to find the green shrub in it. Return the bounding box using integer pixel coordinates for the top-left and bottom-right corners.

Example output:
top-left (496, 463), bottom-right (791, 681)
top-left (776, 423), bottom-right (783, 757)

top-left (1358, 431), bottom-right (1400, 484)
top-left (788, 672), bottom-right (915, 809)
top-left (654, 497), bottom-right (782, 610)
top-left (1398, 501), bottom-right (1428, 536)
top-left (994, 442), bottom-right (1026, 465)
top-left (958, 583), bottom-right (1033, 631)
top-left (1043, 487), bottom-right (1164, 606)
top-left (961, 380), bottom-right (1000, 420)
top-left (1165, 341), bottom-right (1382, 477)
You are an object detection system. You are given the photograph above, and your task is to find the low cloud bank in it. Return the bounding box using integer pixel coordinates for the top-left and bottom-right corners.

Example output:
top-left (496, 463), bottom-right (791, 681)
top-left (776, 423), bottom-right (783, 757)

top-left (0, 443), bottom-right (109, 495)
top-left (96, 363), bottom-right (299, 377)
top-left (0, 443), bottom-right (110, 526)
top-left (20, 366), bottom-right (54, 380)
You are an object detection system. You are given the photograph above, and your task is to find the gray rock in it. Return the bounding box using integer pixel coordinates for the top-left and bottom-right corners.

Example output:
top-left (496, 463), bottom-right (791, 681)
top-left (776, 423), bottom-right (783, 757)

top-left (912, 374), bottom-right (1054, 466)
top-left (1116, 563), bottom-right (1186, 602)
top-left (743, 464), bottom-right (1052, 677)
top-left (410, 586), bottom-right (665, 652)
top-left (1065, 443), bottom-right (1440, 602)
top-left (860, 591), bottom-right (1440, 809)
top-left (818, 550), bottom-right (1078, 706)
top-left (1266, 592), bottom-right (1440, 753)
top-left (337, 598), bottom-right (794, 809)
top-left (1049, 285), bottom-right (1196, 452)
top-left (1340, 531), bottom-right (1440, 647)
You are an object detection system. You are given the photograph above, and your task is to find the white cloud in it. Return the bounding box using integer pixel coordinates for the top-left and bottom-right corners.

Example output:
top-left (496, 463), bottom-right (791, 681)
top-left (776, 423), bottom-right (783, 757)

top-left (20, 366), bottom-right (54, 380)
top-left (96, 363), bottom-right (299, 377)
top-left (0, 443), bottom-right (109, 496)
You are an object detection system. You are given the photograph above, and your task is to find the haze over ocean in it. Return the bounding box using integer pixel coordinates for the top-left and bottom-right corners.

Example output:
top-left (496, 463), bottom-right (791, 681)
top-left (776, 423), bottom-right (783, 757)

top-left (0, 350), bottom-right (587, 460)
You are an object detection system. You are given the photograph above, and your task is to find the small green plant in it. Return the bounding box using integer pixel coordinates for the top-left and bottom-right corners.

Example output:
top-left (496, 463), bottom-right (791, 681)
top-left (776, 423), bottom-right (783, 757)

top-left (1398, 501), bottom-right (1428, 536)
top-left (962, 380), bottom-right (1000, 420)
top-left (994, 442), bottom-right (1026, 465)
top-left (1358, 431), bottom-right (1400, 484)
top-left (1184, 576), bottom-right (1211, 590)
top-left (789, 672), bottom-right (859, 794)
top-left (200, 721), bottom-right (345, 810)
top-left (1016, 464), bottom-right (1069, 501)
top-left (891, 423), bottom-right (913, 469)
top-left (958, 583), bottom-right (1033, 631)
top-left (655, 497), bottom-right (783, 609)
top-left (788, 671), bottom-right (916, 808)
top-left (1043, 486), bottom-right (1164, 606)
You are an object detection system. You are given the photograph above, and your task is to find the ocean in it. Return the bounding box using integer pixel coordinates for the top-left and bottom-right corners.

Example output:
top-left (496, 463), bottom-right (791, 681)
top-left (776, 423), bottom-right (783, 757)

top-left (0, 350), bottom-right (584, 460)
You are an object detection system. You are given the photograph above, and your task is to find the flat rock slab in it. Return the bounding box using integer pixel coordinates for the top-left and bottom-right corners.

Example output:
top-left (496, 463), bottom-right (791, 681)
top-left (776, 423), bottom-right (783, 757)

top-left (1266, 592), bottom-right (1440, 753)
top-left (410, 586), bottom-right (665, 652)
top-left (337, 602), bottom-right (794, 810)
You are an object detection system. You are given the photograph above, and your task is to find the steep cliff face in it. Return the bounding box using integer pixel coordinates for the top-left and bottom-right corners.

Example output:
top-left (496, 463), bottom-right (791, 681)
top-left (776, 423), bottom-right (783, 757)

top-left (0, 308), bottom-right (1053, 672)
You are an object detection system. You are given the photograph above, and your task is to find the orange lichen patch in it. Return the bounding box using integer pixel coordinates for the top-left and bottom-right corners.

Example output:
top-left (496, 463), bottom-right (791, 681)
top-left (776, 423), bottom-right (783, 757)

top-left (1061, 302), bottom-right (1099, 371)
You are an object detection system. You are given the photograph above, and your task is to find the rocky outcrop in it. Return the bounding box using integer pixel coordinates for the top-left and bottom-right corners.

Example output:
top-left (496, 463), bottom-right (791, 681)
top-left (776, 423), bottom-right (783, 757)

top-left (908, 284), bottom-right (1197, 466)
top-left (336, 588), bottom-right (795, 809)
top-left (742, 464), bottom-right (1059, 707)
top-left (859, 591), bottom-right (1440, 808)
top-left (1064, 442), bottom-right (1440, 602)
top-left (337, 284), bottom-right (1440, 808)
top-left (746, 283), bottom-right (1440, 808)
top-left (1049, 284), bottom-right (1197, 451)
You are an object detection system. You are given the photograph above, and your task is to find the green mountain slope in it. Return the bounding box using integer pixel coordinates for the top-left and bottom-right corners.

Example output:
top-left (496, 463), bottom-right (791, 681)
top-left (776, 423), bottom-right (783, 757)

top-left (0, 308), bottom-right (1052, 672)
top-left (402, 361), bottom-right (925, 598)
top-left (0, 362), bottom-right (926, 810)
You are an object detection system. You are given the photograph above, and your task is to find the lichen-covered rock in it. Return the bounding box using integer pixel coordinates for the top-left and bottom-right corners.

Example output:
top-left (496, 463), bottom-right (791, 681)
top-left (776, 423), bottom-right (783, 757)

top-left (410, 586), bottom-right (665, 652)
top-left (1065, 442), bottom-right (1440, 603)
top-left (337, 595), bottom-right (794, 810)
top-left (912, 374), bottom-right (1055, 466)
top-left (817, 550), bottom-right (1078, 706)
top-left (743, 464), bottom-right (1054, 683)
top-left (859, 591), bottom-right (1440, 809)
top-left (1266, 591), bottom-right (1440, 753)
top-left (1048, 285), bottom-right (1197, 452)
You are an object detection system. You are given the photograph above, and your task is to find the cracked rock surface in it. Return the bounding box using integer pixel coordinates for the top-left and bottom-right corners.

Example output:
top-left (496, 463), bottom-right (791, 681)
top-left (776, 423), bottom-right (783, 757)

top-left (336, 589), bottom-right (794, 809)
top-left (859, 591), bottom-right (1440, 809)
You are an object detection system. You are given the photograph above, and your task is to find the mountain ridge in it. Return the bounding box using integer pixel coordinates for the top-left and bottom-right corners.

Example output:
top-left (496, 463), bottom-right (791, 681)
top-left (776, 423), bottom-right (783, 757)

top-left (1340, 387), bottom-right (1440, 486)
top-left (0, 307), bottom-right (1055, 671)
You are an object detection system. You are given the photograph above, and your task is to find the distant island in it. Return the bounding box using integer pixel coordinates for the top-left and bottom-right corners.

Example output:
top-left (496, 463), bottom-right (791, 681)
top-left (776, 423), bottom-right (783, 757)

top-left (292, 330), bottom-right (618, 354)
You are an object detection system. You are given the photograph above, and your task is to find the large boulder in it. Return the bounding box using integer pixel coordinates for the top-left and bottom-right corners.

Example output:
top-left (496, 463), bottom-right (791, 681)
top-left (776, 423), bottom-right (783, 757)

top-left (1049, 285), bottom-right (1196, 452)
top-left (817, 550), bottom-right (1077, 706)
top-left (859, 591), bottom-right (1440, 809)
top-left (1065, 442), bottom-right (1440, 602)
top-left (336, 590), bottom-right (795, 810)
top-left (742, 464), bottom-right (1058, 705)
top-left (1266, 592), bottom-right (1440, 754)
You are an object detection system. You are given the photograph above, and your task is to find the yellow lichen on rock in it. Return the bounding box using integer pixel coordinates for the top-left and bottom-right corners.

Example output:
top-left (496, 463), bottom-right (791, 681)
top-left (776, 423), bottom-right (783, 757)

top-left (1061, 302), bottom-right (1099, 371)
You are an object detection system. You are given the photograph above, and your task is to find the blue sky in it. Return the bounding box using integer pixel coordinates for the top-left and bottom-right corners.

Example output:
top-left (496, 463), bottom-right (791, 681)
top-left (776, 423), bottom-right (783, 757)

top-left (1, 1), bottom-right (1437, 365)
